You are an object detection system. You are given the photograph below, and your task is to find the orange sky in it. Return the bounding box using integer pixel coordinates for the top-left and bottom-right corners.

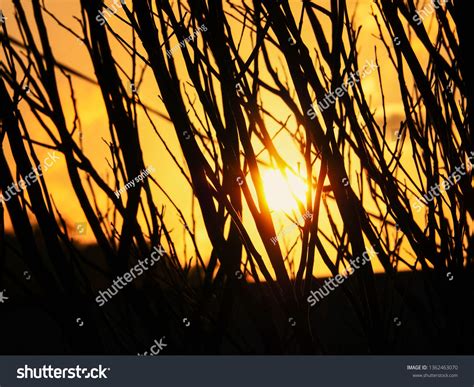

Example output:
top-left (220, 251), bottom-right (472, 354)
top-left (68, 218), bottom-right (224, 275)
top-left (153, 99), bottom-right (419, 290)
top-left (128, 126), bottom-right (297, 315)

top-left (1, 0), bottom-right (450, 279)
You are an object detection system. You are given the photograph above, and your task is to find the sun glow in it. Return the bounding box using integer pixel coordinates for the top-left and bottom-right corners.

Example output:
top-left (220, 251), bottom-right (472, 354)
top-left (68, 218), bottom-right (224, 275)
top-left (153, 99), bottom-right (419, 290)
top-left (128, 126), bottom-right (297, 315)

top-left (261, 169), bottom-right (308, 212)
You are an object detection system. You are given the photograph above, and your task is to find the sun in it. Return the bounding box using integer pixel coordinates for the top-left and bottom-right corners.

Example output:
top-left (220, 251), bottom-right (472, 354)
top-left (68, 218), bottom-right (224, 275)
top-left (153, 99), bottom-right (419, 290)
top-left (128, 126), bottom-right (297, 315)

top-left (261, 169), bottom-right (308, 213)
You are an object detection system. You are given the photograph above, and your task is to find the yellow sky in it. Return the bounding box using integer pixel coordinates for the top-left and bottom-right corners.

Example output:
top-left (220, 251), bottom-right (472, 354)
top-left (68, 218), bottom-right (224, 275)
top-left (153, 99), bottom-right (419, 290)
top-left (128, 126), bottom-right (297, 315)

top-left (1, 0), bottom-right (448, 279)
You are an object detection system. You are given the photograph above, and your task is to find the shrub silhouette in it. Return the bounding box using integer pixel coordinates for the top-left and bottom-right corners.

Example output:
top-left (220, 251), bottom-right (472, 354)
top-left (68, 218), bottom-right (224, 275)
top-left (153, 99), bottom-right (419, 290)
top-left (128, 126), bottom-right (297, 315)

top-left (0, 0), bottom-right (472, 354)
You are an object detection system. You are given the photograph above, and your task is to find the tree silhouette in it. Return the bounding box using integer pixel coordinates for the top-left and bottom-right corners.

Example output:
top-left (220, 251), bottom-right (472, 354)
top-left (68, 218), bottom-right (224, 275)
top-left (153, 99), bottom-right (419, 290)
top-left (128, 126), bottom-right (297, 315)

top-left (0, 0), bottom-right (472, 354)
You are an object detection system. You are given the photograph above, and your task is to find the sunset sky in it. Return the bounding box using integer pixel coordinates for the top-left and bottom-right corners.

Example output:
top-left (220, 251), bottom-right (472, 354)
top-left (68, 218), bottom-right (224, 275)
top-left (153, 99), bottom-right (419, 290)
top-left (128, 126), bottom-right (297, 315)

top-left (1, 0), bottom-right (446, 278)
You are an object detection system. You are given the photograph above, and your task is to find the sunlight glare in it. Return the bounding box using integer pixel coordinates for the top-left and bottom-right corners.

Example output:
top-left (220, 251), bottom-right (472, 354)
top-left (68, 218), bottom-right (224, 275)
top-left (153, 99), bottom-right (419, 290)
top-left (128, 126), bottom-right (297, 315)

top-left (261, 169), bottom-right (307, 212)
